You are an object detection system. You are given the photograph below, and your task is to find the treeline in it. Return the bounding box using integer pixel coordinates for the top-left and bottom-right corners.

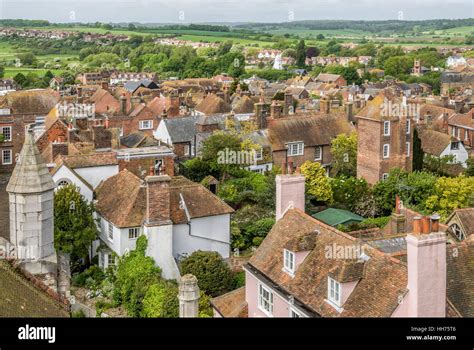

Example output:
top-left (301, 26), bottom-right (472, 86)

top-left (237, 19), bottom-right (474, 33)
top-left (0, 19), bottom-right (50, 27)
top-left (151, 24), bottom-right (230, 32)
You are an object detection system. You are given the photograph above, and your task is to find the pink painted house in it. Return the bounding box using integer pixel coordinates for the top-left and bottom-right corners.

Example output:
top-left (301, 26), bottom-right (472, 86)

top-left (211, 170), bottom-right (474, 318)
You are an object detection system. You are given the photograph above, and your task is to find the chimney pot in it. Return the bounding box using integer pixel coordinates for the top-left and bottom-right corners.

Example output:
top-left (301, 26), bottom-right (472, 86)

top-left (421, 216), bottom-right (430, 234)
top-left (413, 216), bottom-right (422, 234)
top-left (430, 213), bottom-right (440, 232)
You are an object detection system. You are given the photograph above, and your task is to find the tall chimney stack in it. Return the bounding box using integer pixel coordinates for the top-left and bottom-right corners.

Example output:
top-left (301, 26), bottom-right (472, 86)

top-left (276, 172), bottom-right (305, 220)
top-left (405, 214), bottom-right (446, 317)
top-left (270, 101), bottom-right (282, 119)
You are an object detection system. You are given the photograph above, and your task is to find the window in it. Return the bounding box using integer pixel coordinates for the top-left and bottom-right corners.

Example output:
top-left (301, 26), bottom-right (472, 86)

top-left (287, 142), bottom-right (304, 156)
top-left (107, 254), bottom-right (115, 267)
top-left (2, 149), bottom-right (12, 165)
top-left (457, 128), bottom-right (461, 139)
top-left (382, 173), bottom-right (389, 180)
top-left (290, 308), bottom-right (302, 318)
top-left (383, 121), bottom-right (390, 136)
top-left (451, 142), bottom-right (459, 150)
top-left (465, 130), bottom-right (469, 142)
top-left (255, 148), bottom-right (263, 160)
top-left (451, 127), bottom-right (456, 137)
top-left (383, 144), bottom-right (390, 158)
top-left (1, 126), bottom-right (11, 141)
top-left (184, 144), bottom-right (190, 156)
top-left (450, 224), bottom-right (465, 241)
top-left (129, 227), bottom-right (140, 239)
top-left (406, 119), bottom-right (410, 134)
top-left (315, 146), bottom-right (322, 161)
top-left (139, 120), bottom-right (153, 130)
top-left (258, 284), bottom-right (273, 316)
top-left (108, 221), bottom-right (114, 241)
top-left (283, 249), bottom-right (295, 274)
top-left (406, 142), bottom-right (410, 157)
top-left (328, 277), bottom-right (341, 305)
top-left (57, 179), bottom-right (70, 187)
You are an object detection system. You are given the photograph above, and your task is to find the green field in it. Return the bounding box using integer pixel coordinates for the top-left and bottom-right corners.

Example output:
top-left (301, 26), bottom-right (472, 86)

top-left (3, 67), bottom-right (64, 78)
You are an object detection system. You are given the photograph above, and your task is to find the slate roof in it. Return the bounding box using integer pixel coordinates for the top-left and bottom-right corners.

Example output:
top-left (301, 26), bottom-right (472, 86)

top-left (6, 129), bottom-right (55, 194)
top-left (447, 208), bottom-right (474, 239)
top-left (315, 73), bottom-right (344, 83)
top-left (267, 113), bottom-right (353, 151)
top-left (95, 170), bottom-right (233, 228)
top-left (163, 115), bottom-right (199, 143)
top-left (312, 208), bottom-right (364, 227)
top-left (231, 95), bottom-right (255, 114)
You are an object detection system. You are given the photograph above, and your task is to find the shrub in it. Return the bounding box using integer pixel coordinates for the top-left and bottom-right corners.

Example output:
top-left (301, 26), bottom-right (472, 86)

top-left (141, 281), bottom-right (179, 318)
top-left (72, 265), bottom-right (105, 288)
top-left (179, 251), bottom-right (234, 297)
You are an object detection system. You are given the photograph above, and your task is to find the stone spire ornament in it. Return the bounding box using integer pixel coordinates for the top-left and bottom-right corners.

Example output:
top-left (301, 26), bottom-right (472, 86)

top-left (7, 125), bottom-right (55, 261)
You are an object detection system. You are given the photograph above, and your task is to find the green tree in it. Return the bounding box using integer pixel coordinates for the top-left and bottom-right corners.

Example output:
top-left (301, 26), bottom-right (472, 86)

top-left (113, 235), bottom-right (162, 316)
top-left (179, 251), bottom-right (234, 297)
top-left (141, 281), bottom-right (179, 318)
top-left (412, 128), bottom-right (424, 171)
top-left (330, 132), bottom-right (358, 177)
top-left (330, 176), bottom-right (369, 212)
top-left (465, 158), bottom-right (474, 177)
top-left (296, 39), bottom-right (306, 68)
top-left (300, 161), bottom-right (333, 204)
top-left (54, 184), bottom-right (98, 263)
top-left (0, 66), bottom-right (4, 79)
top-left (425, 176), bottom-right (474, 219)
top-left (17, 52), bottom-right (37, 66)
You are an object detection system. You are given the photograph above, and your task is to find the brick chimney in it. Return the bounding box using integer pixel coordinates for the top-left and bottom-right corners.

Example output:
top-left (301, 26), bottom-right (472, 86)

top-left (145, 175), bottom-right (171, 226)
top-left (454, 100), bottom-right (464, 113)
top-left (254, 102), bottom-right (269, 129)
top-left (390, 195), bottom-right (406, 234)
top-left (120, 94), bottom-right (127, 114)
top-left (346, 101), bottom-right (354, 122)
top-left (270, 101), bottom-right (282, 119)
top-left (441, 95), bottom-right (449, 108)
top-left (320, 97), bottom-right (330, 114)
top-left (283, 92), bottom-right (293, 115)
top-left (405, 214), bottom-right (446, 317)
top-left (276, 169), bottom-right (305, 221)
top-left (101, 81), bottom-right (109, 91)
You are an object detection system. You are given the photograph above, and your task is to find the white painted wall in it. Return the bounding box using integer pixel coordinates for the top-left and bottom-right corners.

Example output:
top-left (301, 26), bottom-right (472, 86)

top-left (172, 214), bottom-right (231, 260)
top-left (154, 122), bottom-right (172, 145)
top-left (440, 143), bottom-right (469, 167)
top-left (97, 215), bottom-right (122, 255)
top-left (75, 165), bottom-right (119, 189)
top-left (52, 165), bottom-right (93, 202)
top-left (145, 224), bottom-right (181, 280)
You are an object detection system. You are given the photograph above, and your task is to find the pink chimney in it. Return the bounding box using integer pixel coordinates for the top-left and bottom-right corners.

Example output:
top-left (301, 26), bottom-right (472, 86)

top-left (275, 167), bottom-right (305, 221)
top-left (405, 214), bottom-right (446, 317)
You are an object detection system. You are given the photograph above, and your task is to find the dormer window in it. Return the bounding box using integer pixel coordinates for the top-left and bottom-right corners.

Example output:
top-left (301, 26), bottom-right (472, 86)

top-left (328, 277), bottom-right (341, 306)
top-left (283, 249), bottom-right (295, 275)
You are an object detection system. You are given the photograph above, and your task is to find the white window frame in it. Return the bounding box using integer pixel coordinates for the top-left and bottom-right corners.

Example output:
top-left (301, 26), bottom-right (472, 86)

top-left (315, 146), bottom-right (322, 161)
top-left (107, 253), bottom-right (115, 267)
top-left (406, 119), bottom-right (410, 134)
top-left (328, 277), bottom-right (341, 306)
top-left (258, 284), bottom-right (274, 316)
top-left (383, 121), bottom-right (390, 136)
top-left (255, 148), bottom-right (263, 160)
top-left (2, 149), bottom-right (12, 165)
top-left (128, 227), bottom-right (140, 239)
top-left (450, 223), bottom-right (466, 241)
top-left (107, 221), bottom-right (114, 242)
top-left (287, 142), bottom-right (304, 156)
top-left (451, 141), bottom-right (459, 150)
top-left (139, 120), bottom-right (153, 130)
top-left (290, 307), bottom-right (303, 318)
top-left (184, 144), bottom-right (190, 156)
top-left (382, 173), bottom-right (389, 180)
top-left (457, 128), bottom-right (461, 139)
top-left (465, 130), bottom-right (469, 142)
top-left (1, 126), bottom-right (12, 141)
top-left (406, 142), bottom-right (410, 157)
top-left (451, 127), bottom-right (456, 137)
top-left (383, 144), bottom-right (390, 159)
top-left (283, 249), bottom-right (295, 275)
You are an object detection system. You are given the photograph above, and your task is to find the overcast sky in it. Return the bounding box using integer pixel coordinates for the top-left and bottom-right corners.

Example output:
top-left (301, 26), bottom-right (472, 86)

top-left (1, 0), bottom-right (473, 23)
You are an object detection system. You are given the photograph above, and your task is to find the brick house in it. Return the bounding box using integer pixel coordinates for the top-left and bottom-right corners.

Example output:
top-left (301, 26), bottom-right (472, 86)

top-left (266, 112), bottom-right (354, 173)
top-left (315, 73), bottom-right (347, 87)
top-left (356, 95), bottom-right (414, 185)
top-left (448, 109), bottom-right (474, 148)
